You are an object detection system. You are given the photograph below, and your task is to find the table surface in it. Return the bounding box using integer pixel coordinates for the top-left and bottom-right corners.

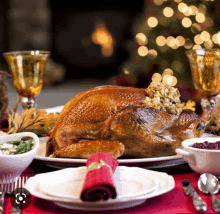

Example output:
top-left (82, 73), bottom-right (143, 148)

top-left (3, 79), bottom-right (220, 213)
top-left (3, 161), bottom-right (219, 214)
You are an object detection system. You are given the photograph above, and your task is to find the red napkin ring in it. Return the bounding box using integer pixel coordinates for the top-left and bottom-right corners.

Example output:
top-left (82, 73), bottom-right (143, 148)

top-left (80, 152), bottom-right (118, 202)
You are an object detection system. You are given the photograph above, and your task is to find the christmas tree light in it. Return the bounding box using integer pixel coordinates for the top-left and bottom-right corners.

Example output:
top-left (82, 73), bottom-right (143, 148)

top-left (121, 0), bottom-right (218, 91)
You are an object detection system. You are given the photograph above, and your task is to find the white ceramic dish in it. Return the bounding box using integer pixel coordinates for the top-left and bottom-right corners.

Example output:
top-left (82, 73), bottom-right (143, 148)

top-left (35, 137), bottom-right (184, 168)
top-left (0, 132), bottom-right (39, 182)
top-left (25, 166), bottom-right (175, 211)
top-left (38, 166), bottom-right (158, 200)
top-left (35, 133), bottom-right (216, 169)
top-left (176, 137), bottom-right (220, 175)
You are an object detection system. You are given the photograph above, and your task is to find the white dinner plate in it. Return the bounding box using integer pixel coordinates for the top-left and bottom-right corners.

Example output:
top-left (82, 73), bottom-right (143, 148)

top-left (25, 166), bottom-right (175, 211)
top-left (35, 137), bottom-right (184, 168)
top-left (35, 133), bottom-right (216, 169)
top-left (38, 166), bottom-right (158, 200)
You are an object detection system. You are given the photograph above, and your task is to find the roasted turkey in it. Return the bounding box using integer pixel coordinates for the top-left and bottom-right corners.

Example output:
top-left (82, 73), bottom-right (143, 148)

top-left (46, 84), bottom-right (204, 158)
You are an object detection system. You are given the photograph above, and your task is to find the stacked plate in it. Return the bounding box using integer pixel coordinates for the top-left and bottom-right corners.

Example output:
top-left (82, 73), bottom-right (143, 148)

top-left (25, 166), bottom-right (175, 211)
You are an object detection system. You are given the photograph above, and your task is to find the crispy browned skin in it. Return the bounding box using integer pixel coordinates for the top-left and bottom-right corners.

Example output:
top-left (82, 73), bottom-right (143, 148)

top-left (46, 85), bottom-right (204, 158)
top-left (52, 139), bottom-right (125, 159)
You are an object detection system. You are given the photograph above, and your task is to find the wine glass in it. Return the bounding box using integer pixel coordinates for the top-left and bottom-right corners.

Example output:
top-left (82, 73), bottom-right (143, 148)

top-left (186, 49), bottom-right (220, 113)
top-left (3, 50), bottom-right (50, 109)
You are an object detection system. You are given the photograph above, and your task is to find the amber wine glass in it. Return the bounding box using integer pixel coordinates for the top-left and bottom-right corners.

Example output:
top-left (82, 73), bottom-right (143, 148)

top-left (186, 49), bottom-right (220, 113)
top-left (3, 50), bottom-right (50, 109)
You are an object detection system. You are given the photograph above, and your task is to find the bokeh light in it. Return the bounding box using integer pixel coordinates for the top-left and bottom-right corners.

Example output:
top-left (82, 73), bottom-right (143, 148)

top-left (147, 17), bottom-right (158, 28)
top-left (163, 68), bottom-right (173, 76)
top-left (163, 74), bottom-right (176, 86)
top-left (163, 7), bottom-right (174, 17)
top-left (183, 7), bottom-right (193, 16)
top-left (154, 0), bottom-right (164, 5)
top-left (184, 38), bottom-right (193, 49)
top-left (204, 40), bottom-right (213, 49)
top-left (176, 36), bottom-right (185, 46)
top-left (198, 4), bottom-right (206, 15)
top-left (178, 3), bottom-right (188, 13)
top-left (166, 36), bottom-right (175, 47)
top-left (191, 23), bottom-right (201, 33)
top-left (156, 36), bottom-right (166, 46)
top-left (138, 46), bottom-right (148, 56)
top-left (147, 49), bottom-right (158, 59)
top-left (212, 33), bottom-right (220, 44)
top-left (201, 31), bottom-right (210, 41)
top-left (152, 73), bottom-right (162, 82)
top-left (136, 33), bottom-right (148, 45)
top-left (169, 76), bottom-right (178, 87)
top-left (189, 5), bottom-right (198, 15)
top-left (193, 44), bottom-right (202, 49)
top-left (194, 34), bottom-right (203, 44)
top-left (182, 17), bottom-right (192, 28)
top-left (195, 13), bottom-right (205, 23)
top-left (123, 68), bottom-right (130, 75)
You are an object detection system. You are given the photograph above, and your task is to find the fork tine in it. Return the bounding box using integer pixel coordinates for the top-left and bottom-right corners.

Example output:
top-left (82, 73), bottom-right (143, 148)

top-left (22, 177), bottom-right (25, 188)
top-left (10, 175), bottom-right (13, 193)
top-left (8, 175), bottom-right (11, 193)
top-left (16, 177), bottom-right (20, 194)
top-left (14, 177), bottom-right (18, 195)
top-left (4, 176), bottom-right (7, 192)
top-left (5, 175), bottom-right (7, 193)
top-left (6, 175), bottom-right (10, 194)
top-left (18, 177), bottom-right (21, 195)
top-left (2, 176), bottom-right (5, 192)
top-left (19, 177), bottom-right (22, 189)
top-left (23, 176), bottom-right (28, 188)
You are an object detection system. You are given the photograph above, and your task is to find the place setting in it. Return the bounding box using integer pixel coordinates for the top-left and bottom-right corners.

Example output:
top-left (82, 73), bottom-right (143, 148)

top-left (25, 152), bottom-right (175, 211)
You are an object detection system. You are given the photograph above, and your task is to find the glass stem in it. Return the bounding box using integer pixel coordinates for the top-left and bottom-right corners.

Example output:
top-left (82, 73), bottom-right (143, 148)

top-left (201, 97), bottom-right (216, 112)
top-left (21, 97), bottom-right (36, 109)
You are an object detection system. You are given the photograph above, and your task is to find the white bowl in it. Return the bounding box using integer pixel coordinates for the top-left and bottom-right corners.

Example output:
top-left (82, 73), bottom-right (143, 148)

top-left (176, 137), bottom-right (220, 175)
top-left (0, 132), bottom-right (39, 182)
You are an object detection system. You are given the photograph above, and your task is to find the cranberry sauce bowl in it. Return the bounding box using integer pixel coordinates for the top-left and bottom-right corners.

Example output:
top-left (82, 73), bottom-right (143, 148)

top-left (176, 137), bottom-right (220, 175)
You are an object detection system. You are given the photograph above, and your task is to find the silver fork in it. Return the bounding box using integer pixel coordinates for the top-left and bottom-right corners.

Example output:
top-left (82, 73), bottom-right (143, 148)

top-left (0, 175), bottom-right (13, 214)
top-left (11, 176), bottom-right (28, 214)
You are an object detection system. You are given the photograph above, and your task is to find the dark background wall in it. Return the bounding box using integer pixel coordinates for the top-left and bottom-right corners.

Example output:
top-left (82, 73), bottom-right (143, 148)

top-left (49, 1), bottom-right (144, 79)
top-left (0, 1), bottom-right (143, 81)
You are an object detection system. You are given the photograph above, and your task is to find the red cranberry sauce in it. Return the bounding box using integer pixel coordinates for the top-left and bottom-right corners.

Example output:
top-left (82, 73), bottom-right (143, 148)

top-left (191, 141), bottom-right (220, 150)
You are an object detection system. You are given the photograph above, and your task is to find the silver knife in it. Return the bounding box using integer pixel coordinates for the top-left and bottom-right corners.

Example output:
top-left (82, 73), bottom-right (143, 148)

top-left (182, 179), bottom-right (207, 212)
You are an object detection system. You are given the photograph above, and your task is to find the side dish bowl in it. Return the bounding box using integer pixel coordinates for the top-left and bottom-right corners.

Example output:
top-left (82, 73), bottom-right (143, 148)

top-left (0, 132), bottom-right (39, 182)
top-left (176, 137), bottom-right (220, 175)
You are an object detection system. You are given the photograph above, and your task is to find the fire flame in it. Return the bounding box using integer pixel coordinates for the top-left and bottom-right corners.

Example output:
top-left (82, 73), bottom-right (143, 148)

top-left (92, 20), bottom-right (114, 57)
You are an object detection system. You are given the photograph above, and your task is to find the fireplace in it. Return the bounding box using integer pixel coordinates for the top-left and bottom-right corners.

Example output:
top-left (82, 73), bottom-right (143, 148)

top-left (50, 1), bottom-right (143, 79)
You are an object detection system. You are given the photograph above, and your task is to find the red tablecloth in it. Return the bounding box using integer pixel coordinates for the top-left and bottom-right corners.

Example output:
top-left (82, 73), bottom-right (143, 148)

top-left (3, 161), bottom-right (220, 214)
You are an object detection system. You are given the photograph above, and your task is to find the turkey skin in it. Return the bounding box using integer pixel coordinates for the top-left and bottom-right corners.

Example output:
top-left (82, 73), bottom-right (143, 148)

top-left (46, 85), bottom-right (204, 158)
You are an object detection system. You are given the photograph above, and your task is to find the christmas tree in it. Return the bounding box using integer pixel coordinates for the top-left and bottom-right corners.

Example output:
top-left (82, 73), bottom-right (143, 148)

top-left (118, 0), bottom-right (218, 101)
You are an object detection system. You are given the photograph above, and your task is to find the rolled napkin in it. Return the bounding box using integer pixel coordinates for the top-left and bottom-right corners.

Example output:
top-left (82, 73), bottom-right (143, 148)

top-left (80, 152), bottom-right (118, 202)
